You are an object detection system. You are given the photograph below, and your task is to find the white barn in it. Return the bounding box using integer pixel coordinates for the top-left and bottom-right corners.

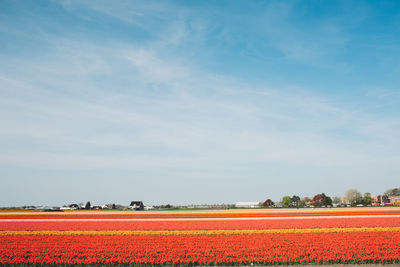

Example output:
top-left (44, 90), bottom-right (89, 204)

top-left (235, 202), bottom-right (260, 208)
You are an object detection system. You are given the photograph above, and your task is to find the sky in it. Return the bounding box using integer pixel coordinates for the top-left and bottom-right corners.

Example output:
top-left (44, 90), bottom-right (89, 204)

top-left (0, 0), bottom-right (399, 206)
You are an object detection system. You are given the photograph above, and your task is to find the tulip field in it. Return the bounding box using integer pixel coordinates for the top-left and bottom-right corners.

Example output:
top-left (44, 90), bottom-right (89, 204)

top-left (1, 208), bottom-right (400, 266)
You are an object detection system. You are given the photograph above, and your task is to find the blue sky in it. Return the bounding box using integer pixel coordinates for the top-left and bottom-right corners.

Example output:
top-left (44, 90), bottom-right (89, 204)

top-left (1, 0), bottom-right (399, 206)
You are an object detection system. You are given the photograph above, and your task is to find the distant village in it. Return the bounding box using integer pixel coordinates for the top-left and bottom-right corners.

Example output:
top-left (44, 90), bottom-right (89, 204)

top-left (1, 187), bottom-right (399, 211)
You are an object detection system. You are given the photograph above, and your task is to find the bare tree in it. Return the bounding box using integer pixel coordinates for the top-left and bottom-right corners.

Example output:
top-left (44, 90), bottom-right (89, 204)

top-left (345, 189), bottom-right (362, 205)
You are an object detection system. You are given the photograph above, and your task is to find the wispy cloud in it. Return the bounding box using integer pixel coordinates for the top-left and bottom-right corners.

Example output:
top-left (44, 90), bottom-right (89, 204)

top-left (1, 38), bottom-right (399, 171)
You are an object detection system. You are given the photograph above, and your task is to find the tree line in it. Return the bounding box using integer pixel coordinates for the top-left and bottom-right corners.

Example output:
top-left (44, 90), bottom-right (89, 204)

top-left (262, 187), bottom-right (400, 208)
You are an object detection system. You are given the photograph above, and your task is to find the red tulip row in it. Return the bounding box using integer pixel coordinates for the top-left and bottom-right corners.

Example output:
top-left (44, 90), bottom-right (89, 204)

top-left (1, 217), bottom-right (399, 231)
top-left (1, 232), bottom-right (399, 265)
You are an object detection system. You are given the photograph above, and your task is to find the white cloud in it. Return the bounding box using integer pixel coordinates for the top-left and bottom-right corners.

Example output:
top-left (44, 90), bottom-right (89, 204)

top-left (125, 49), bottom-right (191, 85)
top-left (1, 49), bottom-right (399, 172)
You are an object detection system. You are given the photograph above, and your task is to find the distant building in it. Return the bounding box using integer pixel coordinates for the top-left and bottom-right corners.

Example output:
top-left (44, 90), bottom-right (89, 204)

top-left (130, 201), bottom-right (144, 210)
top-left (69, 204), bottom-right (79, 209)
top-left (262, 199), bottom-right (274, 207)
top-left (376, 195), bottom-right (390, 205)
top-left (340, 197), bottom-right (349, 205)
top-left (371, 195), bottom-right (379, 205)
top-left (60, 204), bottom-right (79, 210)
top-left (235, 202), bottom-right (260, 208)
top-left (102, 204), bottom-right (116, 209)
top-left (390, 196), bottom-right (400, 205)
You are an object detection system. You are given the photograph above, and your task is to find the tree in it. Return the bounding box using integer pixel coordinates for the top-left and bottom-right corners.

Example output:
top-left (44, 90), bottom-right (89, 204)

top-left (263, 199), bottom-right (274, 207)
top-left (85, 201), bottom-right (91, 210)
top-left (384, 188), bottom-right (400, 196)
top-left (345, 189), bottom-right (363, 205)
top-left (312, 193), bottom-right (332, 207)
top-left (312, 194), bottom-right (324, 207)
top-left (282, 196), bottom-right (291, 208)
top-left (363, 192), bottom-right (372, 205)
top-left (323, 195), bottom-right (332, 206)
top-left (291, 195), bottom-right (300, 207)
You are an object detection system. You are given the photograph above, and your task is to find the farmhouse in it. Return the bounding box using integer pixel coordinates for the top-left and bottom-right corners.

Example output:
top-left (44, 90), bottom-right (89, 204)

top-left (130, 201), bottom-right (144, 210)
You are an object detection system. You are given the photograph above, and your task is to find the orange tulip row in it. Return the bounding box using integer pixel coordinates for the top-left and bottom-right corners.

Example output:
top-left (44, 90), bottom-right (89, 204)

top-left (1, 216), bottom-right (399, 231)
